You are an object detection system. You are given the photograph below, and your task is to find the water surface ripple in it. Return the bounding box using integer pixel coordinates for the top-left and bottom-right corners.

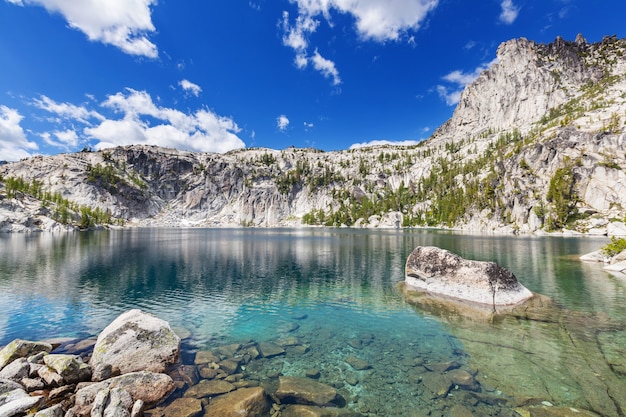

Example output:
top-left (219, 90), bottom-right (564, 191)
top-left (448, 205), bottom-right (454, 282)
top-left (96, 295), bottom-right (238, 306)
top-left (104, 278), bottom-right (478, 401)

top-left (0, 228), bottom-right (624, 416)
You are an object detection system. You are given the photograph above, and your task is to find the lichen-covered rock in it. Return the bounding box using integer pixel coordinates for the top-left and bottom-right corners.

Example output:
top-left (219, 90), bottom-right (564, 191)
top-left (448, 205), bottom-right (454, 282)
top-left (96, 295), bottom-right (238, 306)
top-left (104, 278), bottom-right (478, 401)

top-left (0, 358), bottom-right (30, 381)
top-left (90, 309), bottom-right (181, 381)
top-left (275, 377), bottom-right (338, 407)
top-left (43, 354), bottom-right (91, 384)
top-left (405, 246), bottom-right (533, 307)
top-left (71, 371), bottom-right (175, 416)
top-left (0, 340), bottom-right (52, 370)
top-left (203, 387), bottom-right (268, 417)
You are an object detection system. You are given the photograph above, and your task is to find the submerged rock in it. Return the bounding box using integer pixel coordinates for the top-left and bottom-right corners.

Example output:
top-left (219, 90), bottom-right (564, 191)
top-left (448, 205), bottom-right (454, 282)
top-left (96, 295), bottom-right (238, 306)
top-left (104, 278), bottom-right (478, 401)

top-left (162, 397), bottom-right (203, 417)
top-left (202, 387), bottom-right (268, 417)
top-left (90, 309), bottom-right (181, 381)
top-left (282, 405), bottom-right (365, 416)
top-left (275, 377), bottom-right (338, 407)
top-left (404, 246), bottom-right (533, 308)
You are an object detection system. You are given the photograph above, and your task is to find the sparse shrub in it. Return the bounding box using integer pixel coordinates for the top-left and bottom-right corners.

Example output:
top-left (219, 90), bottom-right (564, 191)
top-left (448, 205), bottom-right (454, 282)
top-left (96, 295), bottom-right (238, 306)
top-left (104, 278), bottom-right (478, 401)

top-left (601, 236), bottom-right (626, 257)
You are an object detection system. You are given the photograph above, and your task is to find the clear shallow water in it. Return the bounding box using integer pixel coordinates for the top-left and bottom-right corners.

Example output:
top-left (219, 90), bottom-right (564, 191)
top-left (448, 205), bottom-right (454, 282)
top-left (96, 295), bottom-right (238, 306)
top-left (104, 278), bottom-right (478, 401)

top-left (0, 228), bottom-right (624, 415)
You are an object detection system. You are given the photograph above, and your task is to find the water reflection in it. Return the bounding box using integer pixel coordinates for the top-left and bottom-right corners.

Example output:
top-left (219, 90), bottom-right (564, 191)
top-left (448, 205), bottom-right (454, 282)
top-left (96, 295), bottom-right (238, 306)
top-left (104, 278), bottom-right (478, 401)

top-left (0, 229), bottom-right (617, 343)
top-left (0, 229), bottom-right (624, 416)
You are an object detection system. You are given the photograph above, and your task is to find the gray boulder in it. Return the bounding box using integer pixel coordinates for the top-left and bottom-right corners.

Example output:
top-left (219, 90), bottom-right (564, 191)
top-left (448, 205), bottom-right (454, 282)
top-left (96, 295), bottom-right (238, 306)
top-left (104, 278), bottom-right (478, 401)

top-left (91, 388), bottom-right (134, 417)
top-left (71, 371), bottom-right (175, 416)
top-left (90, 309), bottom-right (181, 381)
top-left (0, 358), bottom-right (30, 381)
top-left (405, 246), bottom-right (533, 307)
top-left (0, 393), bottom-right (44, 417)
top-left (43, 354), bottom-right (91, 384)
top-left (0, 383), bottom-right (44, 417)
top-left (0, 340), bottom-right (52, 370)
top-left (34, 403), bottom-right (64, 417)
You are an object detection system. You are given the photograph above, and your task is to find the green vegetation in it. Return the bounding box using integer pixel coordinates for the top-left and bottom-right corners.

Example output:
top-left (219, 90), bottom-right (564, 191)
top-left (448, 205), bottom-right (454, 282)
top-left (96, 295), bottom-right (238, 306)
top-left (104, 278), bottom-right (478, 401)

top-left (86, 163), bottom-right (124, 191)
top-left (545, 157), bottom-right (580, 230)
top-left (303, 129), bottom-right (528, 228)
top-left (1, 176), bottom-right (120, 229)
top-left (601, 236), bottom-right (626, 257)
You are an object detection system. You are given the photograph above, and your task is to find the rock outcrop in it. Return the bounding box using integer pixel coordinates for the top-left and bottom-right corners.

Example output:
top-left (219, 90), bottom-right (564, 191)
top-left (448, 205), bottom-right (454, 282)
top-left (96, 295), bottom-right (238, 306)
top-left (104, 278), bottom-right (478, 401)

top-left (581, 247), bottom-right (626, 275)
top-left (405, 246), bottom-right (533, 308)
top-left (1, 36), bottom-right (626, 234)
top-left (0, 309), bottom-right (183, 417)
top-left (90, 309), bottom-right (181, 381)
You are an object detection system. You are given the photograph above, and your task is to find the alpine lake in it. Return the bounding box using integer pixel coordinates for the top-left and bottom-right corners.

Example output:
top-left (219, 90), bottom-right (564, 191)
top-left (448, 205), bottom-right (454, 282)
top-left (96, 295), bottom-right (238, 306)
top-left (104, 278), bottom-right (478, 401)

top-left (1, 228), bottom-right (626, 416)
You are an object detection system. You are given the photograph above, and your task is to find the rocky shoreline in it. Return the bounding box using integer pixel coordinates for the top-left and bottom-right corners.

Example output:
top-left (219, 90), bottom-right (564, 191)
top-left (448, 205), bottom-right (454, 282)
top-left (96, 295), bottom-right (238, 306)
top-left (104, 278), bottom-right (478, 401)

top-left (2, 304), bottom-right (603, 417)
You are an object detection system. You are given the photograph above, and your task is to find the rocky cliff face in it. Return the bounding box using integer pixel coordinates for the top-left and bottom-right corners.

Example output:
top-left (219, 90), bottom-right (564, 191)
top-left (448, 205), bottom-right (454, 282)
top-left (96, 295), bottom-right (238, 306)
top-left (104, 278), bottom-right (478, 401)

top-left (1, 34), bottom-right (625, 235)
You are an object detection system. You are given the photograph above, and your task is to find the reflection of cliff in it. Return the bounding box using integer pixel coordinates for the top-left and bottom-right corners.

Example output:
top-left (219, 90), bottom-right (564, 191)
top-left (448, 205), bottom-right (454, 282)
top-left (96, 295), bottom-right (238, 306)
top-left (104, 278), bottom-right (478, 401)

top-left (0, 230), bottom-right (618, 344)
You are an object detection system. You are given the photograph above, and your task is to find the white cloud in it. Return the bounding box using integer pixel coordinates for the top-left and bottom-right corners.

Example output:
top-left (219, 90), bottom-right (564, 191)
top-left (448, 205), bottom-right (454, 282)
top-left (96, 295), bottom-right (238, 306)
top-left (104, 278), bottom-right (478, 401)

top-left (304, 121), bottom-right (314, 129)
top-left (436, 85), bottom-right (462, 106)
top-left (0, 105), bottom-right (38, 161)
top-left (7, 0), bottom-right (158, 57)
top-left (349, 139), bottom-right (421, 150)
top-left (33, 95), bottom-right (104, 124)
top-left (436, 59), bottom-right (497, 106)
top-left (179, 79), bottom-right (202, 97)
top-left (281, 1), bottom-right (438, 84)
top-left (311, 50), bottom-right (341, 85)
top-left (281, 11), bottom-right (319, 52)
top-left (83, 89), bottom-right (245, 153)
top-left (277, 115), bottom-right (290, 131)
top-left (289, 0), bottom-right (439, 41)
top-left (39, 129), bottom-right (80, 149)
top-left (499, 0), bottom-right (520, 24)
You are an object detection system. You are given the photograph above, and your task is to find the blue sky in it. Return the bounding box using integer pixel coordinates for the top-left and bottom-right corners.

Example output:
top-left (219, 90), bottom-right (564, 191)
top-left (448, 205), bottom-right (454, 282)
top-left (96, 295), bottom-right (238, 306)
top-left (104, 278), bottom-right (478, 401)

top-left (1, 0), bottom-right (625, 161)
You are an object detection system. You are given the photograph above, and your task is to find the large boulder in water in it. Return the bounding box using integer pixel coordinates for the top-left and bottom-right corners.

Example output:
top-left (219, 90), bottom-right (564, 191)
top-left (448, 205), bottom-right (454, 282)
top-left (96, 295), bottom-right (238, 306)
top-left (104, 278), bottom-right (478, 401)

top-left (90, 309), bottom-right (181, 381)
top-left (405, 246), bottom-right (533, 308)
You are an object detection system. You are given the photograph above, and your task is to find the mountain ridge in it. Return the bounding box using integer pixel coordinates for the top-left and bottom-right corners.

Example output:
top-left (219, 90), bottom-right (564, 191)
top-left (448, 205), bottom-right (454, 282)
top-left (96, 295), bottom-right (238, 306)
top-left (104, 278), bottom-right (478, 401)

top-left (1, 34), bottom-right (626, 235)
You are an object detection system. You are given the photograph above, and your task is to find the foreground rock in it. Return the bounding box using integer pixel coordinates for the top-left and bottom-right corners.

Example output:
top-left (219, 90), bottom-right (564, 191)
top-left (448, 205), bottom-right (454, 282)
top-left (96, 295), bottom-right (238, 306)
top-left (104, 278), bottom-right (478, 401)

top-left (70, 371), bottom-right (175, 416)
top-left (90, 309), bottom-right (181, 381)
top-left (275, 377), bottom-right (338, 407)
top-left (580, 248), bottom-right (626, 275)
top-left (203, 387), bottom-right (268, 417)
top-left (405, 246), bottom-right (533, 309)
top-left (0, 340), bottom-right (52, 369)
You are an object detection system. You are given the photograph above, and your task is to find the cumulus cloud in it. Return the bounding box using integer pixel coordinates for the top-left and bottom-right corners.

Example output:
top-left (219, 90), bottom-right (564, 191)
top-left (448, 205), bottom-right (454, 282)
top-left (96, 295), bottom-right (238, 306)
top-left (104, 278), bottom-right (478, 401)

top-left (349, 139), bottom-right (421, 150)
top-left (277, 114), bottom-right (290, 131)
top-left (289, 0), bottom-right (439, 41)
top-left (31, 89), bottom-right (245, 154)
top-left (281, 1), bottom-right (438, 84)
top-left (179, 79), bottom-right (202, 97)
top-left (499, 0), bottom-right (520, 24)
top-left (436, 59), bottom-right (497, 106)
top-left (84, 89), bottom-right (245, 153)
top-left (0, 105), bottom-right (38, 161)
top-left (7, 0), bottom-right (158, 57)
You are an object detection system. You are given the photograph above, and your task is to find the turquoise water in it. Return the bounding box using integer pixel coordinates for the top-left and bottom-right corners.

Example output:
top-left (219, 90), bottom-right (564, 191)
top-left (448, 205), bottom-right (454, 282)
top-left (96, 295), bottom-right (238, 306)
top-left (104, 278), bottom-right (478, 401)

top-left (0, 228), bottom-right (623, 415)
